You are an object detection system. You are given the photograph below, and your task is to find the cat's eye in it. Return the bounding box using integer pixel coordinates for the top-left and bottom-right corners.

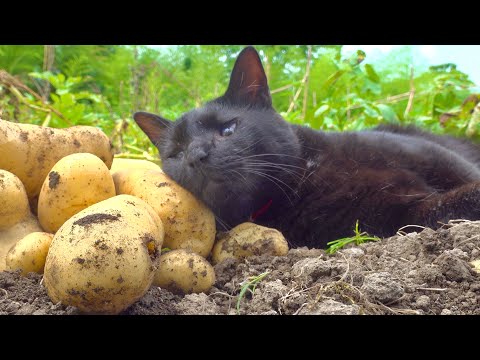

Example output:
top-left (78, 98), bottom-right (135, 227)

top-left (220, 119), bottom-right (237, 137)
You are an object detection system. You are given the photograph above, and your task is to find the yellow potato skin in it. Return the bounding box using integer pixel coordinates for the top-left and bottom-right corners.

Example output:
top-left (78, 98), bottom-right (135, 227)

top-left (0, 118), bottom-right (114, 202)
top-left (43, 195), bottom-right (164, 314)
top-left (38, 153), bottom-right (116, 233)
top-left (0, 170), bottom-right (30, 230)
top-left (212, 222), bottom-right (289, 264)
top-left (6, 232), bottom-right (53, 275)
top-left (0, 215), bottom-right (43, 271)
top-left (113, 169), bottom-right (216, 257)
top-left (0, 170), bottom-right (42, 271)
top-left (154, 249), bottom-right (215, 294)
top-left (110, 157), bottom-right (161, 175)
top-left (472, 259), bottom-right (480, 274)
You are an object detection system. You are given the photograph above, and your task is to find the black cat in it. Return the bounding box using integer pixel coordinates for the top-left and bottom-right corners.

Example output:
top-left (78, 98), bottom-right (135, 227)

top-left (133, 46), bottom-right (480, 248)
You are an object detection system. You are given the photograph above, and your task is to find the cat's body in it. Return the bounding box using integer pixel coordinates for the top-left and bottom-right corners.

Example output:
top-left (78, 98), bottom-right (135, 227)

top-left (257, 124), bottom-right (480, 247)
top-left (134, 46), bottom-right (480, 248)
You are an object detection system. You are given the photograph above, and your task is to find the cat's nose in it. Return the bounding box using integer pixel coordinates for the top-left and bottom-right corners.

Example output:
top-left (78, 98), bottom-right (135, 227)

top-left (186, 147), bottom-right (208, 167)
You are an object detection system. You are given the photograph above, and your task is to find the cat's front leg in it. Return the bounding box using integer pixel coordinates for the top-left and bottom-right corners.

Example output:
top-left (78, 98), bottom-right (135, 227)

top-left (407, 182), bottom-right (480, 229)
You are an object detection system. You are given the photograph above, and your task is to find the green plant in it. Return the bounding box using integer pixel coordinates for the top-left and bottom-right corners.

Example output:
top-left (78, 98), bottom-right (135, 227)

top-left (28, 71), bottom-right (109, 127)
top-left (1, 45), bottom-right (478, 157)
top-left (326, 220), bottom-right (380, 254)
top-left (160, 247), bottom-right (171, 254)
top-left (236, 271), bottom-right (270, 314)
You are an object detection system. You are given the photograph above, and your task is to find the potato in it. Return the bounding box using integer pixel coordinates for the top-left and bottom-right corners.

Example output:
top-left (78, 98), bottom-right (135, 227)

top-left (471, 259), bottom-right (480, 274)
top-left (0, 170), bottom-right (43, 271)
top-left (38, 153), bottom-right (116, 233)
top-left (6, 232), bottom-right (53, 275)
top-left (110, 157), bottom-right (161, 175)
top-left (154, 249), bottom-right (215, 294)
top-left (113, 169), bottom-right (216, 257)
top-left (0, 170), bottom-right (30, 230)
top-left (0, 118), bottom-right (114, 202)
top-left (0, 215), bottom-right (43, 271)
top-left (43, 195), bottom-right (164, 314)
top-left (212, 222), bottom-right (289, 264)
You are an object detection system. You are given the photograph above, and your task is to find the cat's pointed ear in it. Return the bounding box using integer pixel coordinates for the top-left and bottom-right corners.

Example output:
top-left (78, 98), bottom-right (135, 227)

top-left (224, 46), bottom-right (272, 107)
top-left (133, 111), bottom-right (172, 146)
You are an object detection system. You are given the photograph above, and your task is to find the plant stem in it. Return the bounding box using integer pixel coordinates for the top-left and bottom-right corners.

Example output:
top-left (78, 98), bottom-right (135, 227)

top-left (301, 46), bottom-right (313, 120)
top-left (404, 65), bottom-right (415, 120)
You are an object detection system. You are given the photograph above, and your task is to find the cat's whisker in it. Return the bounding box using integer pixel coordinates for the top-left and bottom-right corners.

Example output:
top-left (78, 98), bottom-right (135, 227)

top-left (241, 165), bottom-right (306, 182)
top-left (229, 169), bottom-right (257, 191)
top-left (300, 144), bottom-right (325, 153)
top-left (248, 169), bottom-right (298, 204)
top-left (214, 214), bottom-right (230, 231)
top-left (241, 153), bottom-right (306, 161)
top-left (240, 159), bottom-right (308, 171)
top-left (239, 160), bottom-right (310, 183)
top-left (232, 138), bottom-right (264, 155)
top-left (221, 154), bottom-right (324, 191)
top-left (240, 161), bottom-right (306, 174)
top-left (204, 165), bottom-right (258, 191)
top-left (250, 172), bottom-right (295, 206)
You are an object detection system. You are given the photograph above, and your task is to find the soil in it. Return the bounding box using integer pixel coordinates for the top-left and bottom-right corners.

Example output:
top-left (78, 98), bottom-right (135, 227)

top-left (1, 219), bottom-right (479, 315)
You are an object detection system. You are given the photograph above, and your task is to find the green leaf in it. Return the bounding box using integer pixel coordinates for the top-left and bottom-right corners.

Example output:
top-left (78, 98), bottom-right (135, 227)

top-left (236, 271), bottom-right (270, 314)
top-left (363, 104), bottom-right (380, 118)
top-left (376, 104), bottom-right (399, 123)
top-left (361, 78), bottom-right (382, 95)
top-left (50, 93), bottom-right (60, 104)
top-left (314, 104), bottom-right (329, 118)
top-left (323, 69), bottom-right (346, 89)
top-left (364, 64), bottom-right (380, 83)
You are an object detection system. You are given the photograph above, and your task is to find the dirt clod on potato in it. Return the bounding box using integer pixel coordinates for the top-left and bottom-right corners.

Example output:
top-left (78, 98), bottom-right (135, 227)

top-left (73, 213), bottom-right (121, 227)
top-left (142, 235), bottom-right (160, 261)
top-left (48, 171), bottom-right (60, 190)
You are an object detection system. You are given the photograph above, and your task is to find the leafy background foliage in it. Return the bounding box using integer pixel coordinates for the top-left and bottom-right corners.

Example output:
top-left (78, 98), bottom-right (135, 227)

top-left (0, 45), bottom-right (478, 160)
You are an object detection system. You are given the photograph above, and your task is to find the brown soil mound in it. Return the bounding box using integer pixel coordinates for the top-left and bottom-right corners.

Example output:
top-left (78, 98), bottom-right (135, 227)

top-left (1, 220), bottom-right (479, 315)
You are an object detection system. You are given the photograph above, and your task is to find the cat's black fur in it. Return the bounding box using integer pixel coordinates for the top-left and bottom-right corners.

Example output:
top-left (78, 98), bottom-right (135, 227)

top-left (134, 46), bottom-right (480, 248)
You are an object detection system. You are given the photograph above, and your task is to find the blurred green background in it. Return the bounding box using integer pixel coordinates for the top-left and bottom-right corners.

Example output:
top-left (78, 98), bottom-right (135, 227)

top-left (0, 45), bottom-right (479, 160)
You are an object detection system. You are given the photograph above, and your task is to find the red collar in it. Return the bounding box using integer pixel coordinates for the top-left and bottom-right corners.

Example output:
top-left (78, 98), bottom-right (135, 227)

top-left (250, 199), bottom-right (273, 222)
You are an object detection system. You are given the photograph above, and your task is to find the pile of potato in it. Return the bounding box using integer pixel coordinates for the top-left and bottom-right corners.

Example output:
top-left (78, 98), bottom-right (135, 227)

top-left (0, 119), bottom-right (289, 314)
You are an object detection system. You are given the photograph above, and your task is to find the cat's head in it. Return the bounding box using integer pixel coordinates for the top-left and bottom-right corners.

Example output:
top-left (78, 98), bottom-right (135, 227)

top-left (133, 46), bottom-right (302, 229)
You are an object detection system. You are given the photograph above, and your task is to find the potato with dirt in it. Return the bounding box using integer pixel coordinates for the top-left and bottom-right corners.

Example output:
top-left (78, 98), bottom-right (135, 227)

top-left (113, 169), bottom-right (216, 257)
top-left (43, 195), bottom-right (164, 314)
top-left (212, 222), bottom-right (289, 264)
top-left (0, 118), bottom-right (114, 203)
top-left (6, 232), bottom-right (53, 275)
top-left (37, 153), bottom-right (116, 233)
top-left (154, 249), bottom-right (215, 294)
top-left (0, 170), bottom-right (43, 271)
